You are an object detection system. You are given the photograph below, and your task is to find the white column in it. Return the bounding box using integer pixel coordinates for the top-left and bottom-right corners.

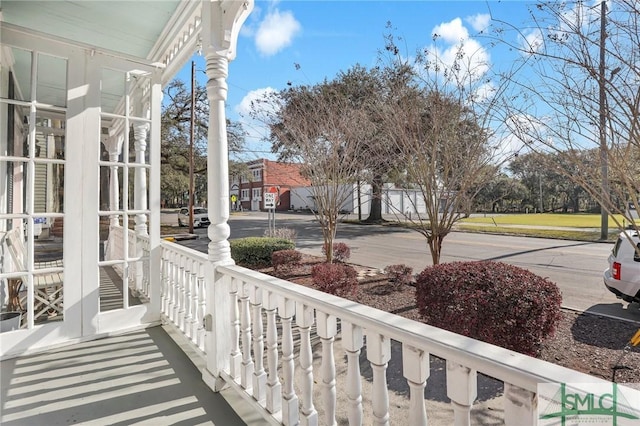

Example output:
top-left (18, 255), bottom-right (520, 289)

top-left (148, 71), bottom-right (163, 319)
top-left (133, 121), bottom-right (148, 295)
top-left (201, 0), bottom-right (253, 394)
top-left (205, 51), bottom-right (232, 265)
top-left (133, 121), bottom-right (149, 236)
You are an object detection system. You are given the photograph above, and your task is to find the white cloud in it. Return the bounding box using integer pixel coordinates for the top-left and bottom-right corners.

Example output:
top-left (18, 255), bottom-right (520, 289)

top-left (255, 9), bottom-right (301, 56)
top-left (465, 13), bottom-right (491, 33)
top-left (235, 87), bottom-right (277, 117)
top-left (427, 18), bottom-right (490, 84)
top-left (432, 18), bottom-right (469, 44)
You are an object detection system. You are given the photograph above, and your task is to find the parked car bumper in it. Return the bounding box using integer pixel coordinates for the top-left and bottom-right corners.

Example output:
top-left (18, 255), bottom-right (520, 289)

top-left (603, 269), bottom-right (640, 303)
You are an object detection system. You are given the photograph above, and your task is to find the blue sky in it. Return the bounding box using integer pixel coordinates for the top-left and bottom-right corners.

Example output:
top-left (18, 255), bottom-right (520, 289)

top-left (175, 1), bottom-right (545, 160)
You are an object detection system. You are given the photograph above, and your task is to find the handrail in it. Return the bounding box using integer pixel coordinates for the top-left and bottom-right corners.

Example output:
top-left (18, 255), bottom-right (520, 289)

top-left (217, 264), bottom-right (603, 393)
top-left (156, 246), bottom-right (639, 425)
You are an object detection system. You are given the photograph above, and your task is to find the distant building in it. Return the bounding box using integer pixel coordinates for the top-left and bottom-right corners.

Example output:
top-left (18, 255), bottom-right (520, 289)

top-left (230, 159), bottom-right (310, 211)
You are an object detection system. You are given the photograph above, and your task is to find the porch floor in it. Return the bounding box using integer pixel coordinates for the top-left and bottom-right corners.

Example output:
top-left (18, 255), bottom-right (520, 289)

top-left (0, 326), bottom-right (257, 426)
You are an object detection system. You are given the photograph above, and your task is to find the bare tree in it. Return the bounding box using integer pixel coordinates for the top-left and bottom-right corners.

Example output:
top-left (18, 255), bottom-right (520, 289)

top-left (492, 0), bottom-right (640, 235)
top-left (161, 79), bottom-right (247, 206)
top-left (256, 83), bottom-right (370, 262)
top-left (378, 34), bottom-right (513, 264)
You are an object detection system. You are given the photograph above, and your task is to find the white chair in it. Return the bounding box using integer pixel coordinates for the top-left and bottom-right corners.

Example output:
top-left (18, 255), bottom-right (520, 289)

top-left (3, 227), bottom-right (63, 320)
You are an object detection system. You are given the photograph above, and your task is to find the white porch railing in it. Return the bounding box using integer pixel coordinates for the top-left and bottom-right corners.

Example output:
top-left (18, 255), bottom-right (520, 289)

top-left (105, 225), bottom-right (151, 298)
top-left (157, 242), bottom-right (639, 425)
top-left (160, 240), bottom-right (207, 353)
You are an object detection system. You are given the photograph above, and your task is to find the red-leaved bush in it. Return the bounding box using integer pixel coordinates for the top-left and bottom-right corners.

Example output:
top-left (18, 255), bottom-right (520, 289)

top-left (311, 263), bottom-right (358, 297)
top-left (322, 242), bottom-right (351, 263)
top-left (415, 261), bottom-right (562, 356)
top-left (271, 249), bottom-right (302, 273)
top-left (384, 264), bottom-right (414, 290)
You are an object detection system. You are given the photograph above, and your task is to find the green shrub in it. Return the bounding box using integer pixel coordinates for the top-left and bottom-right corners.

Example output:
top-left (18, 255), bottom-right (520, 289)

top-left (311, 263), bottom-right (358, 297)
top-left (230, 237), bottom-right (295, 266)
top-left (415, 261), bottom-right (562, 356)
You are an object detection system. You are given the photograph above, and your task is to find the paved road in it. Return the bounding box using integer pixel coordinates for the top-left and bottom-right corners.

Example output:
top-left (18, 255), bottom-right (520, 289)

top-left (168, 211), bottom-right (640, 323)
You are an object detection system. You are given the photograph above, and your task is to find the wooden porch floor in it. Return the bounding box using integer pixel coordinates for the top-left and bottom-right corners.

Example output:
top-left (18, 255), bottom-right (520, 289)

top-left (0, 326), bottom-right (255, 426)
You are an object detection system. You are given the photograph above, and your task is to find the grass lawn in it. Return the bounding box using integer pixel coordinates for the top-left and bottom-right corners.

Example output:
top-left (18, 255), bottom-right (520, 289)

top-left (460, 213), bottom-right (628, 228)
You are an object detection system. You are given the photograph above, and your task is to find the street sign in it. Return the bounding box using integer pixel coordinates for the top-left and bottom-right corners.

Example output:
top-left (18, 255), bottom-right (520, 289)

top-left (264, 192), bottom-right (276, 209)
top-left (230, 194), bottom-right (237, 202)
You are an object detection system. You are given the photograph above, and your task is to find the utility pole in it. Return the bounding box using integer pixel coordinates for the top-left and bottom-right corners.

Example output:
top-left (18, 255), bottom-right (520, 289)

top-left (189, 60), bottom-right (195, 234)
top-left (599, 0), bottom-right (609, 240)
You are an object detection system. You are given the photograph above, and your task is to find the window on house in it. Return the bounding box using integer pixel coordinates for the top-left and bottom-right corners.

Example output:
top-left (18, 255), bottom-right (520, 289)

top-left (252, 188), bottom-right (262, 200)
top-left (241, 189), bottom-right (250, 200)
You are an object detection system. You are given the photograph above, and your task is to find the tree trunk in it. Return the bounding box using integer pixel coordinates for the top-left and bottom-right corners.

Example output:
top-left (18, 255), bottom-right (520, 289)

top-left (428, 234), bottom-right (443, 265)
top-left (364, 174), bottom-right (385, 223)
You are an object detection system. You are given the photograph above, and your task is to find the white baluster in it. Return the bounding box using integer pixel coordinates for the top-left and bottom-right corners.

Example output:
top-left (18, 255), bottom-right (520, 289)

top-left (504, 383), bottom-right (536, 426)
top-left (342, 321), bottom-right (363, 425)
top-left (196, 266), bottom-right (206, 351)
top-left (366, 331), bottom-right (390, 426)
top-left (184, 260), bottom-right (194, 338)
top-left (181, 256), bottom-right (188, 326)
top-left (297, 302), bottom-right (318, 426)
top-left (317, 311), bottom-right (337, 426)
top-left (190, 262), bottom-right (200, 342)
top-left (265, 291), bottom-right (282, 414)
top-left (446, 361), bottom-right (477, 426)
top-left (229, 277), bottom-right (241, 382)
top-left (402, 344), bottom-right (429, 426)
top-left (279, 297), bottom-right (298, 426)
top-left (160, 253), bottom-right (168, 314)
top-left (168, 252), bottom-right (177, 322)
top-left (240, 282), bottom-right (254, 392)
top-left (175, 255), bottom-right (184, 325)
top-left (251, 285), bottom-right (267, 406)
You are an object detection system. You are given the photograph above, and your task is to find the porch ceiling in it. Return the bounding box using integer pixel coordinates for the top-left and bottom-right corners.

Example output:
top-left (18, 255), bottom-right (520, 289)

top-left (1, 1), bottom-right (181, 60)
top-left (1, 0), bottom-right (201, 109)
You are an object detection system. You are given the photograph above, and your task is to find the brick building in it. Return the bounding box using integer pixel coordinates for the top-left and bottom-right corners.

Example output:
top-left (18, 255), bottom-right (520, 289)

top-left (231, 159), bottom-right (310, 211)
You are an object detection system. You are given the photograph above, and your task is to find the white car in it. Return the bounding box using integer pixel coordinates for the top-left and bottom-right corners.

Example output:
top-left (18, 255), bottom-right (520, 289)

top-left (603, 230), bottom-right (640, 304)
top-left (178, 207), bottom-right (210, 228)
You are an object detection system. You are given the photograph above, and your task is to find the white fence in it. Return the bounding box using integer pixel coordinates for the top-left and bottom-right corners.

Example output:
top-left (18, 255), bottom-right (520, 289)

top-left (155, 242), bottom-right (640, 425)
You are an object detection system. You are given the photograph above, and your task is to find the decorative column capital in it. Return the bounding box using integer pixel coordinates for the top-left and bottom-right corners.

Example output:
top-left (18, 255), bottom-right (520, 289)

top-left (201, 0), bottom-right (254, 61)
top-left (205, 54), bottom-right (229, 103)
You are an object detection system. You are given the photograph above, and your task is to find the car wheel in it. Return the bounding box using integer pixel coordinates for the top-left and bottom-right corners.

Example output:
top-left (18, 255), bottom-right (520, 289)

top-left (178, 219), bottom-right (184, 227)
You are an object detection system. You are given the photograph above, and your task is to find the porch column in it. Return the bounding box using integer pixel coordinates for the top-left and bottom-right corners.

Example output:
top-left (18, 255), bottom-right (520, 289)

top-left (201, 0), bottom-right (253, 392)
top-left (205, 53), bottom-right (232, 265)
top-left (133, 121), bottom-right (149, 236)
top-left (133, 119), bottom-right (149, 295)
